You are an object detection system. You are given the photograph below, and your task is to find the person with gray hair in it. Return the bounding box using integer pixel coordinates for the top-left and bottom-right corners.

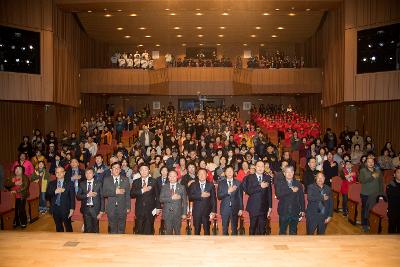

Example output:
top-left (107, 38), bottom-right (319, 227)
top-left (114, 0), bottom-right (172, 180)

top-left (275, 165), bottom-right (305, 235)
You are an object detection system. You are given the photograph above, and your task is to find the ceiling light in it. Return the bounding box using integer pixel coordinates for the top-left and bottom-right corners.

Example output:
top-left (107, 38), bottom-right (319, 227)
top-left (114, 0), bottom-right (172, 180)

top-left (263, 12), bottom-right (270, 16)
top-left (177, 35), bottom-right (182, 37)
top-left (196, 26), bottom-right (203, 29)
top-left (196, 8), bottom-right (201, 11)
top-left (29, 45), bottom-right (34, 49)
top-left (145, 35), bottom-right (151, 38)
top-left (155, 44), bottom-right (160, 47)
top-left (306, 8), bottom-right (311, 11)
top-left (117, 27), bottom-right (124, 31)
top-left (219, 26), bottom-right (226, 29)
top-left (173, 27), bottom-right (181, 30)
top-left (251, 34), bottom-right (256, 38)
top-left (138, 44), bottom-right (143, 47)
top-left (243, 43), bottom-right (248, 46)
top-left (260, 43), bottom-right (265, 46)
top-left (255, 26), bottom-right (261, 30)
top-left (169, 13), bottom-right (176, 16)
top-left (129, 13), bottom-right (137, 17)
top-left (139, 27), bottom-right (146, 30)
top-left (288, 13), bottom-right (296, 16)
top-left (217, 43), bottom-right (221, 46)
top-left (291, 7), bottom-right (295, 10)
top-left (196, 12), bottom-right (203, 16)
top-left (277, 26), bottom-right (285, 30)
top-left (117, 9), bottom-right (122, 12)
top-left (124, 35), bottom-right (131, 38)
top-left (218, 34), bottom-right (224, 37)
top-left (87, 10), bottom-right (92, 13)
top-left (165, 8), bottom-right (170, 11)
top-left (221, 12), bottom-right (229, 16)
top-left (271, 35), bottom-right (278, 38)
top-left (275, 8), bottom-right (280, 11)
top-left (104, 14), bottom-right (112, 17)
top-left (199, 43), bottom-right (204, 46)
top-left (198, 34), bottom-right (204, 37)
top-left (104, 8), bottom-right (108, 11)
top-left (182, 43), bottom-right (186, 46)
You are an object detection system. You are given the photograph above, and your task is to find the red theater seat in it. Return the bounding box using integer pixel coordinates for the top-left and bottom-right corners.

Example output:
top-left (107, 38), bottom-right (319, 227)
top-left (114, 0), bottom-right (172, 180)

top-left (369, 199), bottom-right (388, 234)
top-left (331, 176), bottom-right (342, 212)
top-left (0, 190), bottom-right (15, 230)
top-left (348, 183), bottom-right (362, 225)
top-left (27, 182), bottom-right (40, 222)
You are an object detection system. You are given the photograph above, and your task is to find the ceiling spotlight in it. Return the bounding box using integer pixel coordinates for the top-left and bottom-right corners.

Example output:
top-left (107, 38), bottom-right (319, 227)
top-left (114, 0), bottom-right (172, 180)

top-left (260, 43), bottom-right (265, 46)
top-left (138, 44), bottom-right (143, 47)
top-left (255, 26), bottom-right (261, 30)
top-left (124, 35), bottom-right (131, 38)
top-left (275, 8), bottom-right (280, 11)
top-left (288, 13), bottom-right (296, 16)
top-left (271, 35), bottom-right (278, 38)
top-left (87, 10), bottom-right (92, 13)
top-left (306, 8), bottom-right (311, 11)
top-left (104, 8), bottom-right (107, 11)
top-left (196, 12), bottom-right (203, 16)
top-left (196, 26), bottom-right (203, 29)
top-left (198, 34), bottom-right (204, 37)
top-left (243, 43), bottom-right (248, 46)
top-left (117, 9), bottom-right (122, 12)
top-left (277, 26), bottom-right (285, 30)
top-left (169, 13), bottom-right (176, 16)
top-left (368, 44), bottom-right (372, 48)
top-left (104, 14), bottom-right (112, 17)
top-left (371, 56), bottom-right (376, 61)
top-left (139, 27), bottom-right (146, 30)
top-left (263, 12), bottom-right (270, 16)
top-left (217, 43), bottom-right (221, 46)
top-left (129, 13), bottom-right (137, 16)
top-left (219, 26), bottom-right (226, 29)
top-left (155, 44), bottom-right (160, 47)
top-left (15, 58), bottom-right (20, 62)
top-left (221, 12), bottom-right (229, 16)
top-left (145, 35), bottom-right (151, 38)
top-left (182, 43), bottom-right (187, 46)
top-left (291, 7), bottom-right (295, 10)
top-left (21, 47), bottom-right (26, 51)
top-left (362, 58), bottom-right (367, 62)
top-left (218, 34), bottom-right (224, 37)
top-left (117, 27), bottom-right (124, 31)
top-left (173, 27), bottom-right (181, 29)
top-left (199, 43), bottom-right (204, 46)
top-left (177, 34), bottom-right (182, 37)
top-left (165, 8), bottom-right (170, 11)
top-left (251, 34), bottom-right (256, 38)
top-left (26, 60), bottom-right (30, 64)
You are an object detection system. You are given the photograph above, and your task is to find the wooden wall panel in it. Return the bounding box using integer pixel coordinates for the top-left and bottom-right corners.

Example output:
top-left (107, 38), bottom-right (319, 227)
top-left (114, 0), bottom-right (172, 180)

top-left (80, 34), bottom-right (109, 68)
top-left (354, 71), bottom-right (400, 101)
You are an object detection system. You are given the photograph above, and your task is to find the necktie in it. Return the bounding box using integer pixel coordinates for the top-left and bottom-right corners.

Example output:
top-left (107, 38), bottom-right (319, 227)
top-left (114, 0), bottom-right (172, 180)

top-left (319, 188), bottom-right (326, 214)
top-left (142, 179), bottom-right (146, 188)
top-left (74, 169), bottom-right (79, 192)
top-left (55, 180), bottom-right (62, 206)
top-left (87, 182), bottom-right (93, 206)
top-left (258, 175), bottom-right (262, 183)
top-left (228, 180), bottom-right (232, 187)
top-left (201, 183), bottom-right (205, 192)
top-left (162, 178), bottom-right (166, 185)
top-left (114, 178), bottom-right (119, 188)
top-left (288, 180), bottom-right (292, 188)
top-left (171, 184), bottom-right (175, 194)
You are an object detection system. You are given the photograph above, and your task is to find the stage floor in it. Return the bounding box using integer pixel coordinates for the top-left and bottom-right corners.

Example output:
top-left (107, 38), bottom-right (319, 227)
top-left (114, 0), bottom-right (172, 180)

top-left (0, 232), bottom-right (399, 267)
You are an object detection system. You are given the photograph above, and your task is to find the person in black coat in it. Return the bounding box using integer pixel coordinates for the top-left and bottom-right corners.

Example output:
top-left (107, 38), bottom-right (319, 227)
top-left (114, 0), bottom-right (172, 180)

top-left (386, 167), bottom-right (400, 233)
top-left (275, 166), bottom-right (305, 235)
top-left (45, 166), bottom-right (75, 232)
top-left (303, 157), bottom-right (318, 193)
top-left (75, 141), bottom-right (91, 167)
top-left (64, 158), bottom-right (85, 193)
top-left (76, 168), bottom-right (104, 233)
top-left (217, 165), bottom-right (243, 235)
top-left (189, 168), bottom-right (217, 235)
top-left (322, 151), bottom-right (339, 187)
top-left (155, 166), bottom-right (169, 209)
top-left (242, 160), bottom-right (272, 235)
top-left (131, 164), bottom-right (158, 235)
top-left (306, 172), bottom-right (333, 235)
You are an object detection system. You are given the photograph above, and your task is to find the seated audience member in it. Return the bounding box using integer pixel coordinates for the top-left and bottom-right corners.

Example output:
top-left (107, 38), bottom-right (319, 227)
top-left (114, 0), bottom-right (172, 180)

top-left (378, 149), bottom-right (394, 170)
top-left (306, 172), bottom-right (333, 235)
top-left (85, 137), bottom-right (98, 158)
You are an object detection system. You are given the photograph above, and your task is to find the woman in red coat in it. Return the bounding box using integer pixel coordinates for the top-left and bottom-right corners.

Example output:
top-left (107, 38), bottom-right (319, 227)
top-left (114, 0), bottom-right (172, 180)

top-left (340, 160), bottom-right (358, 216)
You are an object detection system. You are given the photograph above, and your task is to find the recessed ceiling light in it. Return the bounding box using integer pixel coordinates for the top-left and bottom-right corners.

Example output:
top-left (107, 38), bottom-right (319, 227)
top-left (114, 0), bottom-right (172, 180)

top-left (155, 44), bottom-right (160, 47)
top-left (104, 14), bottom-right (112, 17)
top-left (271, 35), bottom-right (278, 38)
top-left (129, 13), bottom-right (137, 17)
top-left (260, 43), bottom-right (265, 46)
top-left (87, 10), bottom-right (92, 13)
top-left (275, 8), bottom-right (280, 11)
top-left (196, 12), bottom-right (203, 16)
top-left (291, 7), bottom-right (295, 10)
top-left (138, 44), bottom-right (143, 47)
top-left (139, 27), bottom-right (146, 30)
top-left (243, 43), bottom-right (248, 46)
top-left (173, 27), bottom-right (181, 30)
top-left (217, 43), bottom-right (221, 46)
top-left (124, 35), bottom-right (131, 38)
top-left (221, 12), bottom-right (229, 16)
top-left (251, 34), bottom-right (256, 38)
top-left (198, 34), bottom-right (204, 37)
top-left (117, 27), bottom-right (124, 31)
top-left (117, 9), bottom-right (122, 12)
top-left (104, 8), bottom-right (108, 11)
top-left (196, 26), bottom-right (203, 29)
top-left (277, 26), bottom-right (285, 30)
top-left (165, 8), bottom-right (170, 11)
top-left (177, 34), bottom-right (182, 37)
top-left (218, 34), bottom-right (224, 37)
top-left (196, 8), bottom-right (201, 11)
top-left (169, 13), bottom-right (176, 16)
top-left (263, 12), bottom-right (270, 16)
top-left (219, 26), bottom-right (226, 29)
top-left (199, 43), bottom-right (204, 46)
top-left (255, 26), bottom-right (261, 30)
top-left (306, 8), bottom-right (311, 11)
top-left (145, 35), bottom-right (151, 38)
top-left (288, 13), bottom-right (296, 16)
top-left (182, 43), bottom-right (187, 46)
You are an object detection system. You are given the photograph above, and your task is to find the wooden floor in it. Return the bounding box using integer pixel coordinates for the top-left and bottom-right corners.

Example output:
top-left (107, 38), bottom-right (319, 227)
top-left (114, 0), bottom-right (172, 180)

top-left (0, 232), bottom-right (399, 267)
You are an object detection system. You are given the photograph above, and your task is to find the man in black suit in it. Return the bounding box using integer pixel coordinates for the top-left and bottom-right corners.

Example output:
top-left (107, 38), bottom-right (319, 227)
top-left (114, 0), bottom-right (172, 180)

top-left (189, 168), bottom-right (217, 235)
top-left (64, 158), bottom-right (85, 193)
top-left (275, 166), bottom-right (305, 235)
top-left (76, 168), bottom-right (104, 233)
top-left (131, 164), bottom-right (158, 235)
top-left (102, 162), bottom-right (131, 234)
top-left (46, 166), bottom-right (75, 232)
top-left (217, 165), bottom-right (243, 235)
top-left (243, 160), bottom-right (272, 235)
top-left (155, 166), bottom-right (169, 210)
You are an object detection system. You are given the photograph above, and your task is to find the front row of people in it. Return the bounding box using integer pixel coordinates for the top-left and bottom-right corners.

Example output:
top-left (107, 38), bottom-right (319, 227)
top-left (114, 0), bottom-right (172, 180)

top-left (42, 160), bottom-right (337, 235)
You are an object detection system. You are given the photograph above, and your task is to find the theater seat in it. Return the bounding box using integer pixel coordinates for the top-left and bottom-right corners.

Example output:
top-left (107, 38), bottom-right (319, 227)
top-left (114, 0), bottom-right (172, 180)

top-left (369, 199), bottom-right (388, 234)
top-left (0, 190), bottom-right (15, 230)
top-left (299, 157), bottom-right (307, 180)
top-left (383, 170), bottom-right (394, 190)
top-left (331, 176), bottom-right (342, 212)
top-left (27, 182), bottom-right (40, 223)
top-left (348, 183), bottom-right (362, 225)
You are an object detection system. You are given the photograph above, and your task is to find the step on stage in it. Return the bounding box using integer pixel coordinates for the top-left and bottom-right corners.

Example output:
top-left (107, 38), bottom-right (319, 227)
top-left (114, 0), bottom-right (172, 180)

top-left (0, 232), bottom-right (399, 266)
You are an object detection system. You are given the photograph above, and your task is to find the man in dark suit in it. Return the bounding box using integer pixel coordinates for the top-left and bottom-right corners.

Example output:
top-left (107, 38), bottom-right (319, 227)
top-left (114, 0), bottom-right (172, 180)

top-left (217, 165), bottom-right (243, 235)
top-left (306, 172), bottom-right (333, 235)
top-left (159, 170), bottom-right (187, 235)
top-left (275, 166), bottom-right (305, 235)
top-left (64, 158), bottom-right (85, 193)
top-left (131, 164), bottom-right (158, 235)
top-left (189, 168), bottom-right (217, 235)
top-left (76, 168), bottom-right (104, 233)
top-left (243, 160), bottom-right (272, 235)
top-left (46, 166), bottom-right (75, 232)
top-left (155, 166), bottom-right (169, 209)
top-left (102, 162), bottom-right (131, 234)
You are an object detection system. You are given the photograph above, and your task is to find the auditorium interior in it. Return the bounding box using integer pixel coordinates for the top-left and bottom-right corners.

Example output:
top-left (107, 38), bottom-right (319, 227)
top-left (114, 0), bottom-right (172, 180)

top-left (0, 0), bottom-right (399, 266)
